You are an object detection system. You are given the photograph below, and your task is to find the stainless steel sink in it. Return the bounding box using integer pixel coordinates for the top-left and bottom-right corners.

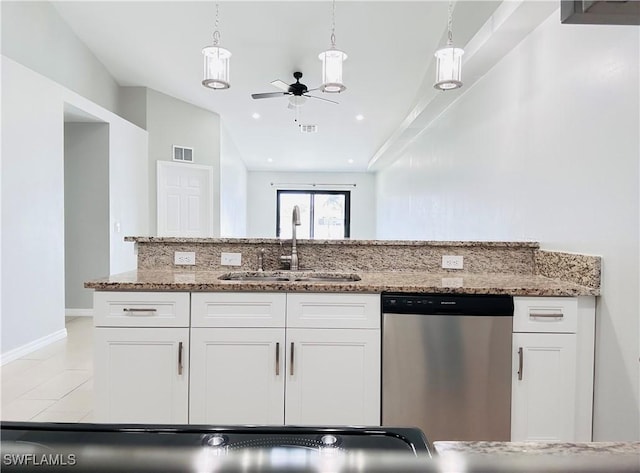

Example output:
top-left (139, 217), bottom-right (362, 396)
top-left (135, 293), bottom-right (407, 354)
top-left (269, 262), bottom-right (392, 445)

top-left (218, 271), bottom-right (361, 283)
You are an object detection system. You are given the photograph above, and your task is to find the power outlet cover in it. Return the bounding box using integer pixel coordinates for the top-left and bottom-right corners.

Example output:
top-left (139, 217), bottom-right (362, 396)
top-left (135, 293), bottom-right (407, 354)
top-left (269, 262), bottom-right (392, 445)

top-left (221, 252), bottom-right (242, 266)
top-left (174, 251), bottom-right (196, 265)
top-left (442, 255), bottom-right (464, 269)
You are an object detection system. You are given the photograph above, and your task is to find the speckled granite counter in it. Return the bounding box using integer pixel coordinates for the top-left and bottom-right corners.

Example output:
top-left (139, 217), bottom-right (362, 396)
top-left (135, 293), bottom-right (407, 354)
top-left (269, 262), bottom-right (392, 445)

top-left (85, 269), bottom-right (599, 295)
top-left (429, 441), bottom-right (640, 473)
top-left (434, 441), bottom-right (640, 456)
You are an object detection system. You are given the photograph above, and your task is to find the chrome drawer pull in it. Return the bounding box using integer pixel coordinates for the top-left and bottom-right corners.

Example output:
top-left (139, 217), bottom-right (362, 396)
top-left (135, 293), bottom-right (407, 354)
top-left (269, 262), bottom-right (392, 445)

top-left (290, 342), bottom-right (294, 376)
top-left (178, 342), bottom-right (184, 375)
top-left (517, 347), bottom-right (524, 381)
top-left (275, 342), bottom-right (280, 376)
top-left (123, 308), bottom-right (157, 314)
top-left (529, 312), bottom-right (564, 318)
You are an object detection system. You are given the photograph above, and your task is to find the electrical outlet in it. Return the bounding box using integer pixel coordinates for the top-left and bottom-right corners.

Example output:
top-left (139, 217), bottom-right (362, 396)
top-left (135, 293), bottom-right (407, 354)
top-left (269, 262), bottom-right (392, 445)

top-left (442, 255), bottom-right (464, 269)
top-left (221, 252), bottom-right (242, 266)
top-left (174, 251), bottom-right (196, 265)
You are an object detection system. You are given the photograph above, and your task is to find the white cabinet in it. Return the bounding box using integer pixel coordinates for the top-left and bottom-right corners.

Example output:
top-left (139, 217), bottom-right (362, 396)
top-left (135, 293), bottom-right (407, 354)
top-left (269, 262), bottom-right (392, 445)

top-left (285, 328), bottom-right (380, 425)
top-left (511, 296), bottom-right (595, 441)
top-left (93, 292), bottom-right (190, 424)
top-left (189, 292), bottom-right (380, 426)
top-left (189, 327), bottom-right (285, 425)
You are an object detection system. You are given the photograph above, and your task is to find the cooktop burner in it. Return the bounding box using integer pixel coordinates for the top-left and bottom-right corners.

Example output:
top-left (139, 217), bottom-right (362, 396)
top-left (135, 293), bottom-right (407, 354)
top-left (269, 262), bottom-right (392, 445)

top-left (1, 422), bottom-right (432, 472)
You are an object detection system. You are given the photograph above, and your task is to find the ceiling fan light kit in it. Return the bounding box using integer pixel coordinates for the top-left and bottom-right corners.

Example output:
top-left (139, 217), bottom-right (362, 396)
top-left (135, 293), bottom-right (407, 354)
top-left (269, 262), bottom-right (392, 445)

top-left (202, 2), bottom-right (231, 90)
top-left (434, 1), bottom-right (464, 91)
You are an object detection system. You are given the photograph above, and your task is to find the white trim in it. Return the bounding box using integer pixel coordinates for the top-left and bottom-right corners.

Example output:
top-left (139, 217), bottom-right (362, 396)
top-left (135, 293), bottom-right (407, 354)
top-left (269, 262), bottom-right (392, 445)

top-left (1, 329), bottom-right (68, 365)
top-left (65, 308), bottom-right (94, 317)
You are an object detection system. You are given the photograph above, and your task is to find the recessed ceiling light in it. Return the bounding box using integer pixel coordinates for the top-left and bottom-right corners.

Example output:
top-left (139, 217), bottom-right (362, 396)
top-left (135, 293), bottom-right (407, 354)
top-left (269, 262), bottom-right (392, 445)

top-left (355, 114), bottom-right (364, 121)
top-left (252, 112), bottom-right (261, 119)
top-left (348, 159), bottom-right (354, 164)
top-left (267, 158), bottom-right (273, 163)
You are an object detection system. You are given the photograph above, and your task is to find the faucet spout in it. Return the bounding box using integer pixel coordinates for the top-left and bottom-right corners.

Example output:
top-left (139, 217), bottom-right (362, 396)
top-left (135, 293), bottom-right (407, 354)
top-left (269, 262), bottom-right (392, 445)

top-left (291, 205), bottom-right (301, 270)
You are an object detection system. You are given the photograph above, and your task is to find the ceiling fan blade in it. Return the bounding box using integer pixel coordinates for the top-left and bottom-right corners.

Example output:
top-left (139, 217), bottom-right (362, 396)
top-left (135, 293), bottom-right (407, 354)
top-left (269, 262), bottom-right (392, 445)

top-left (271, 80), bottom-right (290, 91)
top-left (304, 94), bottom-right (339, 105)
top-left (251, 92), bottom-right (288, 99)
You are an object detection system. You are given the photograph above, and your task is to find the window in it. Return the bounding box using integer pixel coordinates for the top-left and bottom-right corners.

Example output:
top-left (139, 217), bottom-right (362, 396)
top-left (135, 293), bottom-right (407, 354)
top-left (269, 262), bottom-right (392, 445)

top-left (276, 190), bottom-right (350, 239)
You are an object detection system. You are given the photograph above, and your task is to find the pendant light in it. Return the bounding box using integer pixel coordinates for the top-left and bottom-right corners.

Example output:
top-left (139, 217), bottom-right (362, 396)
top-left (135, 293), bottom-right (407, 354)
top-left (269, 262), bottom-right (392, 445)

top-left (434, 1), bottom-right (464, 91)
top-left (202, 2), bottom-right (231, 89)
top-left (318, 0), bottom-right (347, 93)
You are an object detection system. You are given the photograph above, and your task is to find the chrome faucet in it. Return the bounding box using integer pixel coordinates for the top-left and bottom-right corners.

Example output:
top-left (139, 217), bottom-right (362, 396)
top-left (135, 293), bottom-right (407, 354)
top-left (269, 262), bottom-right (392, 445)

top-left (280, 205), bottom-right (302, 270)
top-left (257, 248), bottom-right (265, 272)
top-left (290, 205), bottom-right (301, 270)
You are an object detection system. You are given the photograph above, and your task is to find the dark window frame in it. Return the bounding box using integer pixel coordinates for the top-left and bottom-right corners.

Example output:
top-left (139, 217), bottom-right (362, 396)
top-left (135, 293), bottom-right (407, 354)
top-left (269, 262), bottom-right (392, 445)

top-left (276, 190), bottom-right (351, 239)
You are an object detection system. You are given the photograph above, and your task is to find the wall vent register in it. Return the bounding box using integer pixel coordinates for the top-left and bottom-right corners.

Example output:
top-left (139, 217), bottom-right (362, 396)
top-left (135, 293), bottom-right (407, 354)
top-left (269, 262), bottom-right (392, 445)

top-left (173, 145), bottom-right (194, 162)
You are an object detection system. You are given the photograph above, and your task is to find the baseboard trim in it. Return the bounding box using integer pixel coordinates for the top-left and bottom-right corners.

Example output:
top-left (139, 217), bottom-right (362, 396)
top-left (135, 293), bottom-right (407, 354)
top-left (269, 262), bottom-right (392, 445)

top-left (65, 308), bottom-right (94, 317)
top-left (1, 328), bottom-right (68, 365)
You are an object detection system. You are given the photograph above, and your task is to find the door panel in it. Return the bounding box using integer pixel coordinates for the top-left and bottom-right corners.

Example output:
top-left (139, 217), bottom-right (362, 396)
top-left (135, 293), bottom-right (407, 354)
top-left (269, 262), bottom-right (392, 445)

top-left (285, 328), bottom-right (380, 426)
top-left (94, 327), bottom-right (189, 424)
top-left (190, 328), bottom-right (285, 425)
top-left (157, 161), bottom-right (213, 237)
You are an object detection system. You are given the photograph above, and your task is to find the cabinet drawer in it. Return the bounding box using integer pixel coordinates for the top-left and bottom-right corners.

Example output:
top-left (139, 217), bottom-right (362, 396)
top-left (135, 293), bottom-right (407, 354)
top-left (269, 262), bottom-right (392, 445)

top-left (191, 293), bottom-right (286, 328)
top-left (287, 293), bottom-right (380, 329)
top-left (514, 297), bottom-right (577, 333)
top-left (94, 292), bottom-right (190, 327)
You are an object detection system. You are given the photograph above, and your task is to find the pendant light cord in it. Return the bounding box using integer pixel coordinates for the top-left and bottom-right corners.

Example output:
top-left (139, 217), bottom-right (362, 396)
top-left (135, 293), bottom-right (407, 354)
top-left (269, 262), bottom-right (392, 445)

top-left (213, 2), bottom-right (220, 45)
top-left (330, 0), bottom-right (336, 48)
top-left (447, 1), bottom-right (453, 46)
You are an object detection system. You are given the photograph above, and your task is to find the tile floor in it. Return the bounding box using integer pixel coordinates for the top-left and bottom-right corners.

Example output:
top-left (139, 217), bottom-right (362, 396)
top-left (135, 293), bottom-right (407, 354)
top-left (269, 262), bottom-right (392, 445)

top-left (1, 317), bottom-right (94, 422)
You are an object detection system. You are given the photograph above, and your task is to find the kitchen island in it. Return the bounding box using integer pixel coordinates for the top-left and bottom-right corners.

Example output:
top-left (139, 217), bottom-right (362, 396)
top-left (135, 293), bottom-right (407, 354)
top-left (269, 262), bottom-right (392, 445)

top-left (85, 238), bottom-right (601, 442)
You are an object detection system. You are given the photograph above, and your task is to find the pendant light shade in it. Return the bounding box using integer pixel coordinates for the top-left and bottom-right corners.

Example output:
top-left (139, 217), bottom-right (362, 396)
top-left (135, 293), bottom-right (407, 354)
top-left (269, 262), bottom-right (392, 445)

top-left (319, 0), bottom-right (346, 93)
top-left (202, 2), bottom-right (231, 90)
top-left (202, 44), bottom-right (231, 89)
top-left (434, 1), bottom-right (464, 91)
top-left (434, 46), bottom-right (464, 90)
top-left (319, 48), bottom-right (347, 93)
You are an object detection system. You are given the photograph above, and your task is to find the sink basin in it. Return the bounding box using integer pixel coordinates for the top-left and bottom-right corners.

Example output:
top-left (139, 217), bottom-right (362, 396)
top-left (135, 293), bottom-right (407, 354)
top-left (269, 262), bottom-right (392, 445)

top-left (218, 271), bottom-right (361, 283)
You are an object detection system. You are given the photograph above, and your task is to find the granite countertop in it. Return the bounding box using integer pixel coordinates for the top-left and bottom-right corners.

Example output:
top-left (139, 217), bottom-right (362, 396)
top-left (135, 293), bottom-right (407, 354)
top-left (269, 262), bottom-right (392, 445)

top-left (84, 269), bottom-right (599, 296)
top-left (431, 441), bottom-right (640, 473)
top-left (433, 440), bottom-right (640, 456)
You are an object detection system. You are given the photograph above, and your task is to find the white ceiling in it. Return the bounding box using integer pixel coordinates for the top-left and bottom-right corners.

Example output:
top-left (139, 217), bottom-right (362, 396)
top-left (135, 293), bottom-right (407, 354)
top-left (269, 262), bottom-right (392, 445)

top-left (51, 1), bottom-right (502, 172)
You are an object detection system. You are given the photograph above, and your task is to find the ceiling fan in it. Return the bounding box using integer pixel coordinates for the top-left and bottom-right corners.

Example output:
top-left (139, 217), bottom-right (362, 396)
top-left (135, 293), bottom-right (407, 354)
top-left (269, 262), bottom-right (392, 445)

top-left (251, 72), bottom-right (339, 109)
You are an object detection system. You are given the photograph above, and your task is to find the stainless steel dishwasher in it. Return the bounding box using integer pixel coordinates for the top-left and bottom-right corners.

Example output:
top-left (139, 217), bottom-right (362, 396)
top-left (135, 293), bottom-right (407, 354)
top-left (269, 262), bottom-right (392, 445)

top-left (382, 293), bottom-right (513, 442)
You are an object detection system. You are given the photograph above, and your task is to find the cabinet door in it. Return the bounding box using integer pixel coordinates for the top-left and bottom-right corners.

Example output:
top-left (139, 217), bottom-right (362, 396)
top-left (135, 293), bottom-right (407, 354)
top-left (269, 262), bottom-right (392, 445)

top-left (189, 328), bottom-right (285, 425)
top-left (94, 327), bottom-right (189, 424)
top-left (511, 332), bottom-right (577, 441)
top-left (285, 328), bottom-right (380, 426)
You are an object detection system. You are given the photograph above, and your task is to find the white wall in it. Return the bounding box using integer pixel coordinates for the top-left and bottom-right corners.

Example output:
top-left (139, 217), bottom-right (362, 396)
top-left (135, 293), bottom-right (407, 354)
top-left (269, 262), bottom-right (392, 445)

top-left (247, 172), bottom-right (376, 239)
top-left (375, 14), bottom-right (639, 440)
top-left (1, 1), bottom-right (120, 114)
top-left (64, 123), bottom-right (110, 310)
top-left (146, 89), bottom-right (221, 236)
top-left (1, 56), bottom-right (148, 359)
top-left (220, 123), bottom-right (248, 237)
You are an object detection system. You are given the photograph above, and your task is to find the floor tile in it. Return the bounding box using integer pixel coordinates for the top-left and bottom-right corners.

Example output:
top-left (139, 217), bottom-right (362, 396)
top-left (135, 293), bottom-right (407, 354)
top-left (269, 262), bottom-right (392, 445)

top-left (31, 410), bottom-right (89, 423)
top-left (22, 370), bottom-right (92, 401)
top-left (1, 399), bottom-right (56, 421)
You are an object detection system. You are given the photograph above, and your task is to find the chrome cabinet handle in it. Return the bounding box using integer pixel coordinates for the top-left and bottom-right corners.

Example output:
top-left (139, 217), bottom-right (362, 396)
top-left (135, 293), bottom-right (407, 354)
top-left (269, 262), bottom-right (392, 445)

top-left (290, 342), bottom-right (294, 376)
top-left (517, 347), bottom-right (523, 381)
top-left (123, 308), bottom-right (157, 314)
top-left (178, 342), bottom-right (184, 375)
top-left (275, 342), bottom-right (280, 376)
top-left (529, 312), bottom-right (563, 318)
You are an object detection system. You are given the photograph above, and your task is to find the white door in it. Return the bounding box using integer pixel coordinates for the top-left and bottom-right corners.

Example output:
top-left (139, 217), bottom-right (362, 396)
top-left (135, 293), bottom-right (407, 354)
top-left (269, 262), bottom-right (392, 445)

top-left (511, 332), bottom-right (577, 441)
top-left (94, 327), bottom-right (189, 424)
top-left (157, 161), bottom-right (213, 237)
top-left (285, 328), bottom-right (381, 426)
top-left (189, 327), bottom-right (286, 425)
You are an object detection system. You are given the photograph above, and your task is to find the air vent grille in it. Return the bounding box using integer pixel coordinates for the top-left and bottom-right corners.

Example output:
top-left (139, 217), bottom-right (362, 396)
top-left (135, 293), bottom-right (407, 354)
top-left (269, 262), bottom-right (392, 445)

top-left (299, 124), bottom-right (318, 134)
top-left (173, 145), bottom-right (194, 162)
